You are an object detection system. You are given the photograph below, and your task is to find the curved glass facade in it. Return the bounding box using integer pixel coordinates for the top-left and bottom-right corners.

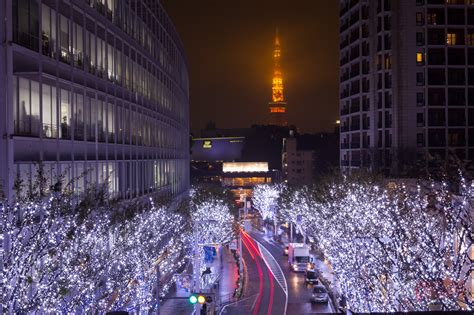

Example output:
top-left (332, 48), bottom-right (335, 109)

top-left (0, 0), bottom-right (189, 199)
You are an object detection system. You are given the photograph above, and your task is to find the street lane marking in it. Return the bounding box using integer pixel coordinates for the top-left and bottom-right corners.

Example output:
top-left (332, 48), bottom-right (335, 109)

top-left (255, 240), bottom-right (288, 315)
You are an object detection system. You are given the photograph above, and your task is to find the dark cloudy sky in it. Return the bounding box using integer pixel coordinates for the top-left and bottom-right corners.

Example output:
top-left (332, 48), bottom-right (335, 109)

top-left (161, 0), bottom-right (339, 133)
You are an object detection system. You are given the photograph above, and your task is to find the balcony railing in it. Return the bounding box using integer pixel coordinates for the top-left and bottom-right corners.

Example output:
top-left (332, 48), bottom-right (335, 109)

top-left (13, 31), bottom-right (39, 52)
top-left (14, 119), bottom-right (41, 137)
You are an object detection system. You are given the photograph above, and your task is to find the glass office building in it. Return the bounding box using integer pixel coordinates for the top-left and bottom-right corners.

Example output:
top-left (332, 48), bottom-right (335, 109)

top-left (0, 0), bottom-right (189, 199)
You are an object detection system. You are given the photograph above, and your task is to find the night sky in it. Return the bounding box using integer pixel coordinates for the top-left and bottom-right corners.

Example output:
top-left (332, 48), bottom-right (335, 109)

top-left (161, 0), bottom-right (339, 133)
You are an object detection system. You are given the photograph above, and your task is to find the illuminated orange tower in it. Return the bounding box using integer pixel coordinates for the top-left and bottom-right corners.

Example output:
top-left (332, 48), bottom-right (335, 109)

top-left (268, 29), bottom-right (287, 126)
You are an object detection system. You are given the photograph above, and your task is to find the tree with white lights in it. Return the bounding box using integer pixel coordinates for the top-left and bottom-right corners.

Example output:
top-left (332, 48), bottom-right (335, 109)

top-left (189, 186), bottom-right (235, 246)
top-left (276, 175), bottom-right (473, 311)
top-left (1, 186), bottom-right (190, 313)
top-left (252, 184), bottom-right (281, 222)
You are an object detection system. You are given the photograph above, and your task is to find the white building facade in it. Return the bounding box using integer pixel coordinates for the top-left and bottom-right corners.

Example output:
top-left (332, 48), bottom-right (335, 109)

top-left (0, 0), bottom-right (190, 199)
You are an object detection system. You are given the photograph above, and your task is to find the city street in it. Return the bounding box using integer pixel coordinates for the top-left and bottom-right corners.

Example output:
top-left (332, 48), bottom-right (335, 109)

top-left (250, 230), bottom-right (334, 314)
top-left (221, 231), bottom-right (287, 315)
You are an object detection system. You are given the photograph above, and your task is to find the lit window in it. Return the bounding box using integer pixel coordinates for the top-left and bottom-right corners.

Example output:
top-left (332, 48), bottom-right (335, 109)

top-left (467, 33), bottom-right (474, 46)
top-left (427, 13), bottom-right (437, 25)
top-left (416, 52), bottom-right (424, 64)
top-left (447, 33), bottom-right (457, 45)
top-left (384, 55), bottom-right (391, 69)
top-left (416, 12), bottom-right (424, 25)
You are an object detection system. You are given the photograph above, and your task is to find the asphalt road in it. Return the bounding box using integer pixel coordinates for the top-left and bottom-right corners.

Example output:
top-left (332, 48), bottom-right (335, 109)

top-left (250, 230), bottom-right (335, 314)
top-left (222, 231), bottom-right (286, 315)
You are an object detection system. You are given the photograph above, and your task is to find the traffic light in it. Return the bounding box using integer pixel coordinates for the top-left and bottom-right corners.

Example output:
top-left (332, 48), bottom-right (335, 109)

top-left (188, 293), bottom-right (213, 305)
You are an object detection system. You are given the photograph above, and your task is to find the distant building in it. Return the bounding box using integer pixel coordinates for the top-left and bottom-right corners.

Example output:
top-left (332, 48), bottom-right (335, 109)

top-left (339, 0), bottom-right (474, 175)
top-left (282, 131), bottom-right (340, 185)
top-left (190, 136), bottom-right (245, 183)
top-left (221, 162), bottom-right (273, 187)
top-left (190, 135), bottom-right (279, 187)
top-left (193, 125), bottom-right (292, 171)
top-left (268, 29), bottom-right (288, 126)
top-left (0, 0), bottom-right (189, 199)
top-left (282, 132), bottom-right (315, 185)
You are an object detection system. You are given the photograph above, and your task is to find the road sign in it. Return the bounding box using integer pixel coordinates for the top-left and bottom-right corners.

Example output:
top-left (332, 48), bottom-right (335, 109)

top-left (203, 246), bottom-right (216, 263)
top-left (229, 239), bottom-right (238, 250)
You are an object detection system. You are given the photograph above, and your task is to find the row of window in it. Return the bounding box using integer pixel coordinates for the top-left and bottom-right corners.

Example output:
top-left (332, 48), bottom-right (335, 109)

top-left (416, 8), bottom-right (474, 26)
top-left (342, 128), bottom-right (474, 149)
top-left (342, 88), bottom-right (474, 117)
top-left (418, 0), bottom-right (474, 5)
top-left (12, 76), bottom-right (186, 150)
top-left (13, 1), bottom-right (187, 124)
top-left (416, 129), bottom-right (474, 146)
top-left (85, 0), bottom-right (186, 87)
top-left (16, 158), bottom-right (187, 199)
top-left (416, 48), bottom-right (474, 65)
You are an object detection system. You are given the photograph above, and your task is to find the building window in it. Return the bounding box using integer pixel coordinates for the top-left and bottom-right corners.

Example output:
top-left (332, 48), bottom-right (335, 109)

top-left (448, 108), bottom-right (466, 126)
top-left (416, 12), bottom-right (424, 26)
top-left (447, 33), bottom-right (457, 45)
top-left (428, 48), bottom-right (446, 65)
top-left (427, 13), bottom-right (438, 25)
top-left (448, 68), bottom-right (466, 85)
top-left (417, 72), bottom-right (425, 86)
top-left (428, 109), bottom-right (446, 126)
top-left (14, 77), bottom-right (41, 137)
top-left (428, 88), bottom-right (446, 106)
top-left (417, 113), bottom-right (425, 127)
top-left (417, 92), bottom-right (425, 106)
top-left (416, 32), bottom-right (424, 46)
top-left (384, 55), bottom-right (391, 69)
top-left (468, 33), bottom-right (474, 45)
top-left (448, 129), bottom-right (466, 146)
top-left (428, 129), bottom-right (446, 146)
top-left (416, 52), bottom-right (424, 65)
top-left (417, 133), bottom-right (425, 147)
top-left (42, 83), bottom-right (58, 138)
top-left (12, 0), bottom-right (40, 51)
top-left (448, 88), bottom-right (466, 105)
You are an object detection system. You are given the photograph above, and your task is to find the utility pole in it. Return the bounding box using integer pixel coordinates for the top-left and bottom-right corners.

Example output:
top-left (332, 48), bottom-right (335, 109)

top-left (290, 222), bottom-right (293, 243)
top-left (156, 265), bottom-right (161, 315)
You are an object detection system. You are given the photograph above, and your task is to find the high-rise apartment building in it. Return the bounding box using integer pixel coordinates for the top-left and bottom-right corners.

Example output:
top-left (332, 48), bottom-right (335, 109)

top-left (0, 0), bottom-right (190, 199)
top-left (340, 0), bottom-right (474, 174)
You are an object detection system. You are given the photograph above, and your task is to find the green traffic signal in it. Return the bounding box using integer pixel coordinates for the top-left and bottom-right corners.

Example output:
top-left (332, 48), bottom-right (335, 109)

top-left (189, 293), bottom-right (212, 304)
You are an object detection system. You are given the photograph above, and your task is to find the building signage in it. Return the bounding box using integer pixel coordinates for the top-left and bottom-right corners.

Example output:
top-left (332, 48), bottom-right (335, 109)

top-left (203, 140), bottom-right (212, 149)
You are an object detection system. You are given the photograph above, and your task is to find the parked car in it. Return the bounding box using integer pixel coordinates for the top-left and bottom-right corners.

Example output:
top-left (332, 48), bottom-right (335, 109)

top-left (305, 269), bottom-right (319, 284)
top-left (283, 245), bottom-right (289, 256)
top-left (310, 285), bottom-right (329, 303)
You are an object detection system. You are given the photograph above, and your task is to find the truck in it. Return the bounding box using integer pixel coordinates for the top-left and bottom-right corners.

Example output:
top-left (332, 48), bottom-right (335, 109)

top-left (287, 243), bottom-right (311, 272)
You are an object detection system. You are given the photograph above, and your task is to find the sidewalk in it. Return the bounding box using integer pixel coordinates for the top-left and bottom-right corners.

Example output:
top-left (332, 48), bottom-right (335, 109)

top-left (218, 247), bottom-right (239, 305)
top-left (160, 246), bottom-right (239, 315)
top-left (160, 263), bottom-right (193, 315)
